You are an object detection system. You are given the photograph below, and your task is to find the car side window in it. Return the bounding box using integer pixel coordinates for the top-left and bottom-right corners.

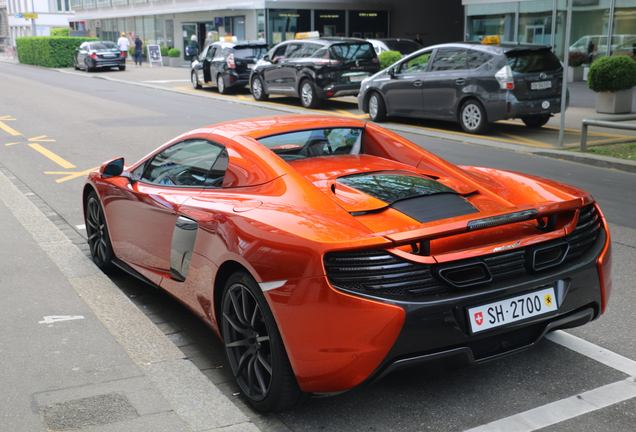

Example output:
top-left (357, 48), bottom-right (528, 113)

top-left (399, 52), bottom-right (431, 73)
top-left (272, 45), bottom-right (288, 63)
top-left (467, 50), bottom-right (493, 69)
top-left (285, 43), bottom-right (305, 59)
top-left (206, 46), bottom-right (216, 61)
top-left (138, 139), bottom-right (225, 187)
top-left (430, 48), bottom-right (468, 71)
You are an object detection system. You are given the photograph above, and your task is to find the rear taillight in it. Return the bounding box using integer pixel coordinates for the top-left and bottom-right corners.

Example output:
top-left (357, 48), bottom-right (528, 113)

top-left (227, 53), bottom-right (235, 69)
top-left (90, 53), bottom-right (98, 59)
top-left (120, 51), bottom-right (127, 57)
top-left (494, 65), bottom-right (514, 90)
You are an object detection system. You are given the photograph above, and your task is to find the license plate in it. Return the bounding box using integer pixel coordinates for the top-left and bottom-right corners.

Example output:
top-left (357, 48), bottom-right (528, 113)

top-left (103, 54), bottom-right (115, 58)
top-left (349, 74), bottom-right (367, 82)
top-left (468, 287), bottom-right (557, 334)
top-left (531, 81), bottom-right (551, 90)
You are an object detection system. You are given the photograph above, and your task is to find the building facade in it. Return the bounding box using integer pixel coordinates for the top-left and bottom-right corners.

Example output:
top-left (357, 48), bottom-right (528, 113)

top-left (464, 0), bottom-right (636, 62)
top-left (6, 0), bottom-right (74, 44)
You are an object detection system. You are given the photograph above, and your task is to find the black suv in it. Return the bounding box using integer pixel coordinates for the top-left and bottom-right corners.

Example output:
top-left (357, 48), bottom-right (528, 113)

top-left (191, 41), bottom-right (268, 94)
top-left (358, 41), bottom-right (568, 134)
top-left (250, 37), bottom-right (381, 108)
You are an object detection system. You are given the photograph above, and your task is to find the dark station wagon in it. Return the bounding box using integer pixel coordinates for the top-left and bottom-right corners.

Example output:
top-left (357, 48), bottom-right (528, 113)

top-left (358, 41), bottom-right (568, 134)
top-left (250, 37), bottom-right (381, 108)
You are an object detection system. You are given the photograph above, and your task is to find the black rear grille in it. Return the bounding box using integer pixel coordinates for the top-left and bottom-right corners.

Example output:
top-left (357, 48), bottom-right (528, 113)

top-left (325, 205), bottom-right (602, 300)
top-left (324, 250), bottom-right (445, 297)
top-left (466, 322), bottom-right (545, 360)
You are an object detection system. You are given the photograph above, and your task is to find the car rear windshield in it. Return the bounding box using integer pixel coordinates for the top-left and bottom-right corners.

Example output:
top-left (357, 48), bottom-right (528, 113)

top-left (383, 40), bottom-right (422, 55)
top-left (92, 42), bottom-right (120, 51)
top-left (506, 49), bottom-right (562, 73)
top-left (329, 43), bottom-right (376, 61)
top-left (257, 128), bottom-right (363, 161)
top-left (233, 46), bottom-right (268, 60)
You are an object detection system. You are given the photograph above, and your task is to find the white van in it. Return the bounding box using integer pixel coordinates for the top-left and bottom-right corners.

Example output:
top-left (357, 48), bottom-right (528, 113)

top-left (570, 34), bottom-right (636, 56)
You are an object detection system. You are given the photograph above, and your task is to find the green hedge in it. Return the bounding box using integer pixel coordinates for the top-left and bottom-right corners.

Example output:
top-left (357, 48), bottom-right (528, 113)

top-left (16, 36), bottom-right (98, 68)
top-left (50, 27), bottom-right (70, 37)
top-left (378, 50), bottom-right (402, 69)
top-left (587, 55), bottom-right (636, 93)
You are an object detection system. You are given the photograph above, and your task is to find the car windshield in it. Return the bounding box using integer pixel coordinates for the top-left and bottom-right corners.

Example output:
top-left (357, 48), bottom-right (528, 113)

top-left (257, 128), bottom-right (363, 161)
top-left (383, 40), bottom-right (422, 55)
top-left (234, 46), bottom-right (268, 60)
top-left (329, 43), bottom-right (376, 61)
top-left (91, 42), bottom-right (120, 51)
top-left (506, 49), bottom-right (562, 73)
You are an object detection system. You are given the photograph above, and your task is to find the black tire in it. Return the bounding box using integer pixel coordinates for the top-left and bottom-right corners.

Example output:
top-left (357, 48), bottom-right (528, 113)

top-left (118, 65), bottom-right (126, 71)
top-left (459, 99), bottom-right (489, 134)
top-left (221, 271), bottom-right (307, 412)
top-left (73, 58), bottom-right (79, 70)
top-left (85, 191), bottom-right (115, 271)
top-left (191, 70), bottom-right (202, 89)
top-left (299, 79), bottom-right (320, 109)
top-left (217, 74), bottom-right (228, 94)
top-left (522, 114), bottom-right (551, 128)
top-left (368, 92), bottom-right (387, 122)
top-left (84, 59), bottom-right (92, 73)
top-left (251, 75), bottom-right (269, 101)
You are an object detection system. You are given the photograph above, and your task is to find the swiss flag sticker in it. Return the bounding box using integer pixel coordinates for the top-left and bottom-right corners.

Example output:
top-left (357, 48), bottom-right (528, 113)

top-left (474, 312), bottom-right (483, 326)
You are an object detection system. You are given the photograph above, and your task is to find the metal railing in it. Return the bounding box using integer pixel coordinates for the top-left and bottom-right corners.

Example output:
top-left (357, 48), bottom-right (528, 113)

top-left (580, 114), bottom-right (636, 150)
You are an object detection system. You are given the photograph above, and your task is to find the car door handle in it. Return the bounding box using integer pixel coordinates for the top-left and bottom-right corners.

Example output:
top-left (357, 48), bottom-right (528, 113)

top-left (413, 80), bottom-right (423, 87)
top-left (455, 79), bottom-right (467, 85)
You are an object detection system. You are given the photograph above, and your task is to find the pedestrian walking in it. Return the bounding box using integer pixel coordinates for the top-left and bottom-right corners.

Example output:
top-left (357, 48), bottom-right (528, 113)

top-left (414, 33), bottom-right (423, 46)
top-left (117, 32), bottom-right (131, 54)
top-left (187, 35), bottom-right (199, 62)
top-left (133, 35), bottom-right (143, 66)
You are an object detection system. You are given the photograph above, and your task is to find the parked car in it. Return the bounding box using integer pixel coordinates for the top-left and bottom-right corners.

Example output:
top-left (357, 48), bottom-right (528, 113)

top-left (84, 114), bottom-right (611, 413)
top-left (367, 38), bottom-right (423, 56)
top-left (73, 41), bottom-right (126, 72)
top-left (358, 41), bottom-right (567, 133)
top-left (191, 41), bottom-right (268, 94)
top-left (250, 37), bottom-right (381, 108)
top-left (569, 34), bottom-right (636, 57)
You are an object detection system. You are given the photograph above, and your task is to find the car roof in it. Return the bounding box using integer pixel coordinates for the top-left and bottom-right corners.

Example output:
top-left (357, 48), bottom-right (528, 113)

top-left (211, 41), bottom-right (268, 49)
top-left (416, 41), bottom-right (553, 54)
top-left (281, 37), bottom-right (373, 46)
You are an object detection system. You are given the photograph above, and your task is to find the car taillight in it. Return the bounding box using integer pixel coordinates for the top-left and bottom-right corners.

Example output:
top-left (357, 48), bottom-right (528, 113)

top-left (227, 53), bottom-right (235, 69)
top-left (495, 65), bottom-right (514, 90)
top-left (90, 53), bottom-right (98, 59)
top-left (120, 51), bottom-right (127, 57)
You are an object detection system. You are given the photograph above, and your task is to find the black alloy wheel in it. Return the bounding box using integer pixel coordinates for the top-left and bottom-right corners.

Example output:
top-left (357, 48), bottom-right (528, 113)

top-left (251, 76), bottom-right (269, 101)
top-left (522, 114), bottom-right (551, 128)
top-left (368, 92), bottom-right (387, 122)
top-left (459, 99), bottom-right (489, 134)
top-left (85, 191), bottom-right (114, 271)
top-left (221, 272), bottom-right (307, 412)
top-left (191, 70), bottom-right (202, 89)
top-left (299, 79), bottom-right (320, 109)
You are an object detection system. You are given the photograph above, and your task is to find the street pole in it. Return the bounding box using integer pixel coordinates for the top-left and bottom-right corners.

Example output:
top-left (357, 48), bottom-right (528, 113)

top-left (31, 0), bottom-right (36, 36)
top-left (558, 0), bottom-right (573, 148)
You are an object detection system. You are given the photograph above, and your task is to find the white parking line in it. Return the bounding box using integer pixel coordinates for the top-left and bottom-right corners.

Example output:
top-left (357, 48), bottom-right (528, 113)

top-left (464, 330), bottom-right (636, 432)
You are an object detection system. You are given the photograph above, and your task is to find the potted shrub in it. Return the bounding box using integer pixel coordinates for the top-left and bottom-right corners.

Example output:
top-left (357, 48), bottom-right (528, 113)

top-left (378, 50), bottom-right (402, 70)
top-left (168, 48), bottom-right (181, 67)
top-left (568, 51), bottom-right (587, 82)
top-left (587, 55), bottom-right (636, 113)
top-left (160, 46), bottom-right (170, 66)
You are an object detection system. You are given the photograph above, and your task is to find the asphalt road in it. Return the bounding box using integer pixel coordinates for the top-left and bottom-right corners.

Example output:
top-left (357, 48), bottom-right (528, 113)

top-left (1, 62), bottom-right (636, 432)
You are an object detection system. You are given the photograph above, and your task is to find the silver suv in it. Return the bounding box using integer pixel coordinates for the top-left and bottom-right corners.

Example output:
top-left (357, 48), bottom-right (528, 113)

top-left (358, 41), bottom-right (567, 134)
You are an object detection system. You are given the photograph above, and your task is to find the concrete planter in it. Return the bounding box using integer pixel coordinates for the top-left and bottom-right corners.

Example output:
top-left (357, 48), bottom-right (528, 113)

top-left (169, 57), bottom-right (182, 67)
top-left (595, 89), bottom-right (633, 114)
top-left (162, 56), bottom-right (170, 67)
top-left (568, 66), bottom-right (584, 82)
top-left (583, 66), bottom-right (590, 81)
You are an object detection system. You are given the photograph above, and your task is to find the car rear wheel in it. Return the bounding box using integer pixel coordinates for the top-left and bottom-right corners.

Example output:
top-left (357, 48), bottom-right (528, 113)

top-left (221, 271), bottom-right (307, 413)
top-left (251, 76), bottom-right (269, 101)
top-left (368, 92), bottom-right (387, 122)
top-left (73, 58), bottom-right (79, 70)
top-left (191, 70), bottom-right (202, 89)
top-left (84, 59), bottom-right (92, 73)
top-left (300, 79), bottom-right (320, 109)
top-left (522, 114), bottom-right (551, 128)
top-left (217, 74), bottom-right (228, 94)
top-left (85, 191), bottom-right (114, 271)
top-left (118, 65), bottom-right (125, 71)
top-left (459, 99), bottom-right (489, 134)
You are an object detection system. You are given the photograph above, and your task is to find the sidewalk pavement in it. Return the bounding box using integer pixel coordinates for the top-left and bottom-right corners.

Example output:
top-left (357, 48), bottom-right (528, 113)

top-left (1, 56), bottom-right (635, 432)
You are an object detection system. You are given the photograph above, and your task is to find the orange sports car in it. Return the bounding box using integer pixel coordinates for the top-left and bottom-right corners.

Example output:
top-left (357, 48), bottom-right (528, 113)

top-left (83, 115), bottom-right (611, 412)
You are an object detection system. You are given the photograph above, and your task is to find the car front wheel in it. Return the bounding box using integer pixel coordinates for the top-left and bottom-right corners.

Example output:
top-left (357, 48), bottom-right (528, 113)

top-left (85, 191), bottom-right (114, 271)
top-left (459, 99), bottom-right (489, 134)
top-left (522, 114), bottom-right (551, 128)
top-left (300, 79), bottom-right (320, 109)
top-left (368, 92), bottom-right (387, 122)
top-left (191, 70), bottom-right (202, 89)
top-left (221, 271), bottom-right (307, 412)
top-left (251, 76), bottom-right (269, 101)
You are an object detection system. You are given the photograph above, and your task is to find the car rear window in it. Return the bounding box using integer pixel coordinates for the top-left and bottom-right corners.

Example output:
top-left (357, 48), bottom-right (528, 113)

top-left (383, 40), bottom-right (422, 55)
top-left (506, 49), bottom-right (562, 73)
top-left (92, 42), bottom-right (119, 51)
top-left (233, 46), bottom-right (268, 60)
top-left (329, 43), bottom-right (376, 61)
top-left (257, 128), bottom-right (363, 161)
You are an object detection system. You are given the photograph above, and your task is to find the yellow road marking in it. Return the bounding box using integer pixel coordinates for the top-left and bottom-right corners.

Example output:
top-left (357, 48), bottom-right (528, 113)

top-left (497, 133), bottom-right (553, 148)
top-left (5, 142), bottom-right (20, 146)
top-left (333, 109), bottom-right (367, 119)
top-left (28, 144), bottom-right (76, 169)
top-left (28, 135), bottom-right (56, 142)
top-left (0, 121), bottom-right (22, 136)
top-left (44, 167), bottom-right (98, 183)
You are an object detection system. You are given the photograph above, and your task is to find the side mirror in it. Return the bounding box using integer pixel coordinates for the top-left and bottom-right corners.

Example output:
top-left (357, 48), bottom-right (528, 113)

top-left (100, 157), bottom-right (124, 178)
top-left (388, 67), bottom-right (396, 77)
top-left (263, 54), bottom-right (270, 62)
top-left (75, 48), bottom-right (80, 53)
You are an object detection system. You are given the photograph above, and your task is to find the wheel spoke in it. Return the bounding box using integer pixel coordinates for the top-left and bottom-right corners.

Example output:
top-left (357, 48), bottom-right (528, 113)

top-left (257, 349), bottom-right (272, 375)
top-left (223, 311), bottom-right (249, 335)
top-left (253, 355), bottom-right (269, 395)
